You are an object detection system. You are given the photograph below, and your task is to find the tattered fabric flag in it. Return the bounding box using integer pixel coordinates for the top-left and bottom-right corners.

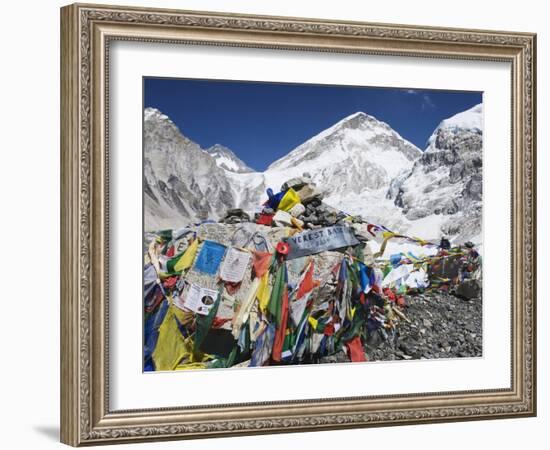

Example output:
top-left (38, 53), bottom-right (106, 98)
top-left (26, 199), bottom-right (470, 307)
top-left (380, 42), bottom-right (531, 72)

top-left (148, 240), bottom-right (162, 276)
top-left (252, 251), bottom-right (273, 278)
top-left (347, 260), bottom-right (360, 290)
top-left (169, 238), bottom-right (199, 273)
top-left (224, 281), bottom-right (242, 295)
top-left (281, 329), bottom-right (293, 361)
top-left (250, 323), bottom-right (276, 367)
top-left (265, 188), bottom-right (286, 210)
top-left (152, 305), bottom-right (190, 371)
top-left (291, 313), bottom-right (309, 360)
top-left (371, 267), bottom-right (384, 294)
top-left (289, 293), bottom-right (309, 327)
top-left (232, 277), bottom-right (261, 338)
top-left (194, 240), bottom-right (226, 275)
top-left (277, 188), bottom-right (301, 212)
top-left (345, 335), bottom-right (367, 362)
top-left (296, 261), bottom-right (315, 300)
top-left (256, 213), bottom-right (273, 226)
top-left (268, 263), bottom-right (286, 326)
top-left (144, 263), bottom-right (158, 286)
top-left (308, 316), bottom-right (319, 331)
top-left (194, 286), bottom-right (223, 353)
top-left (390, 253), bottom-right (403, 267)
top-left (338, 257), bottom-right (348, 283)
top-left (382, 264), bottom-right (414, 287)
top-left (144, 298), bottom-right (169, 369)
top-left (163, 276), bottom-right (178, 290)
top-left (272, 285), bottom-right (289, 362)
top-left (145, 286), bottom-right (164, 314)
top-left (358, 263), bottom-right (371, 294)
top-left (256, 272), bottom-right (271, 313)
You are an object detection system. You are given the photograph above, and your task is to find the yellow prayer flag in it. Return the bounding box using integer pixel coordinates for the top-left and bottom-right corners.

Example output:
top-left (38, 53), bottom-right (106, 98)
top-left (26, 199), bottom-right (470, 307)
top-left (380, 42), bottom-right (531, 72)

top-left (152, 305), bottom-right (211, 371)
top-left (256, 272), bottom-right (271, 313)
top-left (277, 188), bottom-right (301, 212)
top-left (152, 306), bottom-right (188, 371)
top-left (308, 316), bottom-right (318, 330)
top-left (174, 238), bottom-right (199, 272)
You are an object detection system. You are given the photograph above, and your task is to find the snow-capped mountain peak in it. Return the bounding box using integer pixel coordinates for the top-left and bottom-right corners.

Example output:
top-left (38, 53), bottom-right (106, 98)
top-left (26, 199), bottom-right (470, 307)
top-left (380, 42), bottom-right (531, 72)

top-left (426, 103), bottom-right (483, 152)
top-left (388, 103), bottom-right (484, 243)
top-left (206, 144), bottom-right (254, 173)
top-left (144, 107), bottom-right (169, 122)
top-left (268, 111), bottom-right (421, 174)
top-left (440, 103), bottom-right (483, 131)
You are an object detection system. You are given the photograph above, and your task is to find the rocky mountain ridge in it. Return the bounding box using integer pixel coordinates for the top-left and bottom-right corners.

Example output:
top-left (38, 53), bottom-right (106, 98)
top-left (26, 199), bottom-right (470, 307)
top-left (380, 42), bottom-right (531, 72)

top-left (143, 105), bottom-right (483, 244)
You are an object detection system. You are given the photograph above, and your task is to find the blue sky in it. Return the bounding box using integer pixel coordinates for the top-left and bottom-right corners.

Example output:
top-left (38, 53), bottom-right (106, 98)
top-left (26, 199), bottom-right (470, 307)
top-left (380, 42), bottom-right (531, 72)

top-left (144, 78), bottom-right (482, 171)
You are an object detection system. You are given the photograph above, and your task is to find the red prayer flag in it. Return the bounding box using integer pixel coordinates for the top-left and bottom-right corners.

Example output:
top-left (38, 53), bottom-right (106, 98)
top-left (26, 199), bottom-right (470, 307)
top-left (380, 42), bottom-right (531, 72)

top-left (163, 276), bottom-right (178, 290)
top-left (383, 288), bottom-right (397, 303)
top-left (345, 336), bottom-right (367, 362)
top-left (224, 281), bottom-right (242, 295)
top-left (256, 213), bottom-right (274, 226)
top-left (296, 262), bottom-right (315, 299)
top-left (324, 322), bottom-right (335, 336)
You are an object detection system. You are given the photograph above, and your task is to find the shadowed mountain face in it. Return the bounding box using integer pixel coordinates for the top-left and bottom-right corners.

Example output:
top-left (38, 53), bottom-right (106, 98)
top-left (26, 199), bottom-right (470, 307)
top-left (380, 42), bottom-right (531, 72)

top-left (143, 104), bottom-right (483, 244)
top-left (205, 144), bottom-right (254, 173)
top-left (144, 108), bottom-right (240, 230)
top-left (386, 104), bottom-right (483, 243)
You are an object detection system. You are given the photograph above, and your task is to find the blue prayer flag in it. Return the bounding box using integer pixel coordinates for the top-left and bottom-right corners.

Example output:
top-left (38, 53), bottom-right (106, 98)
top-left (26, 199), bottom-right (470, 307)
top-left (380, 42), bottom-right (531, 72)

top-left (194, 240), bottom-right (226, 275)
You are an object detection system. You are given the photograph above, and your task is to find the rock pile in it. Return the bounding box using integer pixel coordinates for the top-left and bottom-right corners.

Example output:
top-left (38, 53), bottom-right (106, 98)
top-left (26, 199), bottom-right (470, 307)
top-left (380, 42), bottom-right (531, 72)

top-left (143, 176), bottom-right (483, 372)
top-left (367, 290), bottom-right (482, 361)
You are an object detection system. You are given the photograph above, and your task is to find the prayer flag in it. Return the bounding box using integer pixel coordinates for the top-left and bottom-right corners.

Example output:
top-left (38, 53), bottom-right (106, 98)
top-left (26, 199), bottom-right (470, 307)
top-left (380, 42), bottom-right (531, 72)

top-left (172, 238), bottom-right (199, 273)
top-left (296, 261), bottom-right (315, 299)
top-left (252, 251), bottom-right (273, 278)
top-left (194, 240), bottom-right (226, 275)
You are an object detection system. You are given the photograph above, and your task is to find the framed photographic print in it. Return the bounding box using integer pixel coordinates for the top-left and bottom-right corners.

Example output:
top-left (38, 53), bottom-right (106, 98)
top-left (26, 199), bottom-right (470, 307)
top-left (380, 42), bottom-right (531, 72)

top-left (60, 3), bottom-right (537, 446)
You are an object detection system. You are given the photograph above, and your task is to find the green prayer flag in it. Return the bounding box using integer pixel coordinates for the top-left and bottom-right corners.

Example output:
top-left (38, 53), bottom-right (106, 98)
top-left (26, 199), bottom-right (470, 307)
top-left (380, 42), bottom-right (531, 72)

top-left (166, 251), bottom-right (185, 274)
top-left (193, 286), bottom-right (223, 353)
top-left (268, 263), bottom-right (285, 326)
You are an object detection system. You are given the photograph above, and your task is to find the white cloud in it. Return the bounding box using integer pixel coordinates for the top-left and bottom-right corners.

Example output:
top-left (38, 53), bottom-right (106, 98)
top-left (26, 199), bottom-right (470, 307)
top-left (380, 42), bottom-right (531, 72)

top-left (421, 93), bottom-right (436, 110)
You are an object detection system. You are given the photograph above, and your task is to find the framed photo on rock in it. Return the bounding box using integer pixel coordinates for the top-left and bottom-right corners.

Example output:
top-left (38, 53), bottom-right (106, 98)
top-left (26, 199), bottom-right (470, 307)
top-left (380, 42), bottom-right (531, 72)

top-left (60, 3), bottom-right (536, 446)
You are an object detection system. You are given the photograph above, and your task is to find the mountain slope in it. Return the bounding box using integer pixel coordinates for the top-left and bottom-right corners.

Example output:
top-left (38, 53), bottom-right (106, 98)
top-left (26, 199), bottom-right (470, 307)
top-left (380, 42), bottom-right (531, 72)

top-left (144, 108), bottom-right (239, 230)
top-left (387, 103), bottom-right (483, 243)
top-left (263, 112), bottom-right (422, 228)
top-left (206, 144), bottom-right (254, 173)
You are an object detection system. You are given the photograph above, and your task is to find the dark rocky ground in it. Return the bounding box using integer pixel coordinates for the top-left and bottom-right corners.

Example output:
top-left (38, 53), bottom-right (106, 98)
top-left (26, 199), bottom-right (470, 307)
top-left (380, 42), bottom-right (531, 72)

top-left (367, 291), bottom-right (482, 362)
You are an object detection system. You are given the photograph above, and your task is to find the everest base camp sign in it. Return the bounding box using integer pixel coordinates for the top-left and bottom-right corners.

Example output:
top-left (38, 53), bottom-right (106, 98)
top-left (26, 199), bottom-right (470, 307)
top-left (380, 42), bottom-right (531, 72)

top-left (284, 225), bottom-right (360, 260)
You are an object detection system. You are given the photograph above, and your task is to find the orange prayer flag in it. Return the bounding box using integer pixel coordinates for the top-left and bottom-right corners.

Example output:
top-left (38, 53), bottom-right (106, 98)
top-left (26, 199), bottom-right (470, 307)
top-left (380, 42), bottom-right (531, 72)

top-left (252, 251), bottom-right (272, 278)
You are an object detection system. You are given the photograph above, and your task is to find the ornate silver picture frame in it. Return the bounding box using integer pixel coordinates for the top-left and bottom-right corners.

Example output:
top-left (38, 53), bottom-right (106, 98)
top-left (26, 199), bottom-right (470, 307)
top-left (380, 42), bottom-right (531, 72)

top-left (60, 3), bottom-right (536, 446)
